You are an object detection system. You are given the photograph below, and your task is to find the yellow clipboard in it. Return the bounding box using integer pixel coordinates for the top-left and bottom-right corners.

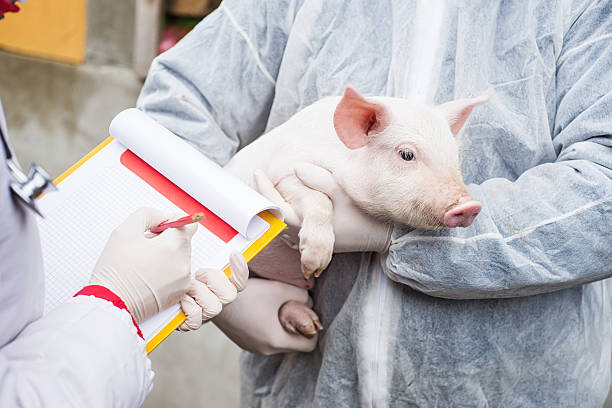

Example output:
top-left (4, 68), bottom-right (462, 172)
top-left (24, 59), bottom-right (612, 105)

top-left (46, 136), bottom-right (286, 354)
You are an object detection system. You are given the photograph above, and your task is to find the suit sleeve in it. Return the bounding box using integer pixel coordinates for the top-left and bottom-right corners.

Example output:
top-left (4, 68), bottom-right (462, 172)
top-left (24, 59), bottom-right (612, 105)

top-left (0, 296), bottom-right (153, 407)
top-left (137, 0), bottom-right (300, 165)
top-left (382, 1), bottom-right (612, 299)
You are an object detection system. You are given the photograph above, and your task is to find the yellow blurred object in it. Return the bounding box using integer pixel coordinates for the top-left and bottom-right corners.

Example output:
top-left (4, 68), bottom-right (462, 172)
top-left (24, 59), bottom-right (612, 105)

top-left (0, 0), bottom-right (87, 64)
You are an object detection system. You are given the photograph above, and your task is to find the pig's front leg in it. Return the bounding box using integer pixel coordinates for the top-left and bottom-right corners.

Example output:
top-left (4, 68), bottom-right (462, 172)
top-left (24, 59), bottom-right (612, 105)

top-left (276, 175), bottom-right (335, 279)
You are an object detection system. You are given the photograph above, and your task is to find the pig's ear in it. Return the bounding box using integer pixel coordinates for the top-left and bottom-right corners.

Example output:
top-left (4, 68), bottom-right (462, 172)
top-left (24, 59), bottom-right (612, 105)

top-left (437, 88), bottom-right (494, 136)
top-left (333, 86), bottom-right (390, 149)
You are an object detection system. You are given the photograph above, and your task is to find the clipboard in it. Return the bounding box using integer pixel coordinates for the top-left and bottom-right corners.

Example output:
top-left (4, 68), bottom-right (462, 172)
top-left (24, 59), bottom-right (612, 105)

top-left (38, 109), bottom-right (285, 353)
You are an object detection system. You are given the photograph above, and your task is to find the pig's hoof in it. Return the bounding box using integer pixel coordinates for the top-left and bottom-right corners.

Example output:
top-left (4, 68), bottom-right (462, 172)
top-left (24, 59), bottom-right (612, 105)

top-left (298, 229), bottom-right (334, 279)
top-left (278, 300), bottom-right (323, 338)
top-left (299, 247), bottom-right (333, 279)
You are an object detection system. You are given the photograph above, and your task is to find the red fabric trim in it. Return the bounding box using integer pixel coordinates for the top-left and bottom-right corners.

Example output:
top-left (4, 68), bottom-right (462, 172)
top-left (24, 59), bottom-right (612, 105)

top-left (74, 285), bottom-right (144, 340)
top-left (0, 0), bottom-right (19, 14)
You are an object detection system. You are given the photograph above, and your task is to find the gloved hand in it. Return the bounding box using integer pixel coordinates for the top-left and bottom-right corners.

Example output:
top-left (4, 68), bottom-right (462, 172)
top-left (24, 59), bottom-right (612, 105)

top-left (212, 278), bottom-right (318, 355)
top-left (178, 251), bottom-right (249, 331)
top-left (254, 164), bottom-right (393, 254)
top-left (90, 208), bottom-right (196, 323)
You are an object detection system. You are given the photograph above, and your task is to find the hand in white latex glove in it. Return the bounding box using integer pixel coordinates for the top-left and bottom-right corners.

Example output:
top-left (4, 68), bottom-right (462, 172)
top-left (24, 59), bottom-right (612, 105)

top-left (90, 208), bottom-right (197, 323)
top-left (178, 251), bottom-right (249, 331)
top-left (254, 164), bottom-right (392, 253)
top-left (212, 278), bottom-right (318, 355)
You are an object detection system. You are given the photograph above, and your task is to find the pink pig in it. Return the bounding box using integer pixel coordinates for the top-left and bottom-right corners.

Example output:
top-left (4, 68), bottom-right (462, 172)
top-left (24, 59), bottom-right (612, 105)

top-left (224, 86), bottom-right (492, 338)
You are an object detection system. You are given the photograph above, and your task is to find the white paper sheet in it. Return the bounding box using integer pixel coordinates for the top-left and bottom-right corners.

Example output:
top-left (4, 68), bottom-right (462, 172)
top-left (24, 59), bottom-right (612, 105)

top-left (109, 108), bottom-right (281, 239)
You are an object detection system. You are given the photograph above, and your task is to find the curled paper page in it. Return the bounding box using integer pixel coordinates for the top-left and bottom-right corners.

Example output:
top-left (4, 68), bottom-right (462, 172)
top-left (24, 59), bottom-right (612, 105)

top-left (109, 108), bottom-right (281, 239)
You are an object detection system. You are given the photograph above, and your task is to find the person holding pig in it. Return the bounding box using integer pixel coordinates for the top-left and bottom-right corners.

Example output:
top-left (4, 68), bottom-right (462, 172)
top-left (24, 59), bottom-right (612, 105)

top-left (138, 0), bottom-right (612, 406)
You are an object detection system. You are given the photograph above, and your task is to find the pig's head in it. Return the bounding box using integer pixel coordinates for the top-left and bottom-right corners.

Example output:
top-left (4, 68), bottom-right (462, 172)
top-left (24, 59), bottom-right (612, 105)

top-left (333, 86), bottom-right (492, 230)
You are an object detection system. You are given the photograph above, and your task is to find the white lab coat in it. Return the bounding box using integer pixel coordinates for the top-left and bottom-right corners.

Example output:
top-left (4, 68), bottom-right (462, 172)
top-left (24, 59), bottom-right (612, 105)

top-left (0, 101), bottom-right (154, 407)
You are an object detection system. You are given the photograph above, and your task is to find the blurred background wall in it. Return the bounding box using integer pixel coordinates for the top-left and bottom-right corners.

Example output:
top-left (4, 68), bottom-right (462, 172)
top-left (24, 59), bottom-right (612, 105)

top-left (0, 1), bottom-right (241, 407)
top-left (1, 1), bottom-right (610, 407)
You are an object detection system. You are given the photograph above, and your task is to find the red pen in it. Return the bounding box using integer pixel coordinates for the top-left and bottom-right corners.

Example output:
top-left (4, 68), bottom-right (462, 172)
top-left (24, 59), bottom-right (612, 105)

top-left (150, 212), bottom-right (205, 234)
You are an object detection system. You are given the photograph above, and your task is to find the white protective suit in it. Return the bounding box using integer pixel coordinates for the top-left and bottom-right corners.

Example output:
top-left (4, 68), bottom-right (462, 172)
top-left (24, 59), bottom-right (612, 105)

top-left (0, 100), bottom-right (153, 406)
top-left (137, 0), bottom-right (612, 406)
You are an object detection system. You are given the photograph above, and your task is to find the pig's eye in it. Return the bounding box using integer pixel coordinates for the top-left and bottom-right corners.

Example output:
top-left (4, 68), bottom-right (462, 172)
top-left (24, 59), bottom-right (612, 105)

top-left (399, 150), bottom-right (415, 161)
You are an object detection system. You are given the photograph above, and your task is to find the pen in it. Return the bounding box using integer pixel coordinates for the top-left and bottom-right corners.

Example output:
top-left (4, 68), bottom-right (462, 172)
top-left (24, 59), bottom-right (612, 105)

top-left (150, 212), bottom-right (205, 234)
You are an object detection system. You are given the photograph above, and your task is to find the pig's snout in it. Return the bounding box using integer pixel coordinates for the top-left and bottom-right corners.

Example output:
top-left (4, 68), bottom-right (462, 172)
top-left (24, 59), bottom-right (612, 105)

top-left (444, 196), bottom-right (481, 228)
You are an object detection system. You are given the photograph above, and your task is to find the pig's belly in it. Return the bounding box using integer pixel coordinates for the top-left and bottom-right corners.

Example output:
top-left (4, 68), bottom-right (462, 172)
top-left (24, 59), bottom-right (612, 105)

top-left (248, 239), bottom-right (314, 290)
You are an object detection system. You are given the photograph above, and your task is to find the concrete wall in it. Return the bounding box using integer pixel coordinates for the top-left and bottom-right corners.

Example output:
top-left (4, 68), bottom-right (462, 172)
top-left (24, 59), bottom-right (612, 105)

top-left (0, 52), bottom-right (140, 177)
top-left (86, 0), bottom-right (135, 67)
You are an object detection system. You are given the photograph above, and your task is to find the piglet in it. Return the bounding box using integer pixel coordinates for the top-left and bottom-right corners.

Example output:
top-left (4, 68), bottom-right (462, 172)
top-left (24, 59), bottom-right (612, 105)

top-left (224, 86), bottom-right (492, 338)
top-left (226, 87), bottom-right (490, 275)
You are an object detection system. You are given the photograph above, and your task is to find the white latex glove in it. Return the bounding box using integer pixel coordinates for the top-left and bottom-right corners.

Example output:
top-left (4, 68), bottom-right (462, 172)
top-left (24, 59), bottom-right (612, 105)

top-left (178, 251), bottom-right (249, 331)
top-left (212, 278), bottom-right (318, 355)
top-left (90, 208), bottom-right (197, 323)
top-left (254, 165), bottom-right (392, 253)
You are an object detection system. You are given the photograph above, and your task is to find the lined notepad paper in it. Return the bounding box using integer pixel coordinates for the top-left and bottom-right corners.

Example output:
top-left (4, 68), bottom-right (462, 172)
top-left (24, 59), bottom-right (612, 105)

top-left (38, 109), bottom-right (285, 351)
